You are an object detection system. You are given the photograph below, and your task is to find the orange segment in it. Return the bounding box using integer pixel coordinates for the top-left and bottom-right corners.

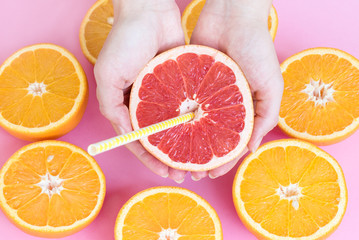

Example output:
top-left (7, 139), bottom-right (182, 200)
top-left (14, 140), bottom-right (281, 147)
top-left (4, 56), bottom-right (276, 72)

top-left (289, 202), bottom-right (318, 237)
top-left (261, 200), bottom-right (289, 236)
top-left (233, 139), bottom-right (347, 240)
top-left (0, 44), bottom-right (88, 141)
top-left (300, 196), bottom-right (338, 227)
top-left (243, 195), bottom-right (280, 223)
top-left (45, 145), bottom-right (72, 176)
top-left (115, 187), bottom-right (222, 240)
top-left (0, 141), bottom-right (106, 238)
top-left (62, 170), bottom-right (101, 194)
top-left (59, 152), bottom-right (93, 179)
top-left (169, 192), bottom-right (197, 229)
top-left (181, 0), bottom-right (278, 44)
top-left (258, 147), bottom-right (290, 186)
top-left (279, 48), bottom-right (359, 145)
top-left (18, 147), bottom-right (46, 175)
top-left (299, 156), bottom-right (338, 187)
top-left (80, 0), bottom-right (114, 64)
top-left (3, 185), bottom-right (42, 210)
top-left (48, 194), bottom-right (76, 227)
top-left (17, 194), bottom-right (49, 227)
top-left (4, 161), bottom-right (41, 185)
top-left (60, 190), bottom-right (98, 220)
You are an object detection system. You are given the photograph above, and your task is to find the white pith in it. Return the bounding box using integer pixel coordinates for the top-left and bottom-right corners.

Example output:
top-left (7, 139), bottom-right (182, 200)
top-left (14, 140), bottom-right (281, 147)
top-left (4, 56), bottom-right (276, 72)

top-left (36, 173), bottom-right (64, 198)
top-left (107, 17), bottom-right (114, 25)
top-left (158, 228), bottom-right (180, 240)
top-left (301, 79), bottom-right (335, 105)
top-left (27, 82), bottom-right (47, 96)
top-left (129, 45), bottom-right (254, 171)
top-left (276, 183), bottom-right (302, 210)
top-left (233, 139), bottom-right (347, 240)
top-left (178, 98), bottom-right (206, 122)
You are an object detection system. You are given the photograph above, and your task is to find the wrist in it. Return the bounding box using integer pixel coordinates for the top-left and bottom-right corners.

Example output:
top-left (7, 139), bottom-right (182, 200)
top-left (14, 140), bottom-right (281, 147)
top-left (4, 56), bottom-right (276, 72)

top-left (117, 0), bottom-right (177, 12)
top-left (206, 0), bottom-right (272, 23)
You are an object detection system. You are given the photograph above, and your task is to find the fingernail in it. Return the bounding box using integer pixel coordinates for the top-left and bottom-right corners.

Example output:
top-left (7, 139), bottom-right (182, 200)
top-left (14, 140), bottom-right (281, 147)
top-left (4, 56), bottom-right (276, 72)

top-left (191, 175), bottom-right (200, 181)
top-left (161, 172), bottom-right (169, 178)
top-left (252, 139), bottom-right (262, 152)
top-left (174, 178), bottom-right (185, 184)
top-left (208, 173), bottom-right (218, 179)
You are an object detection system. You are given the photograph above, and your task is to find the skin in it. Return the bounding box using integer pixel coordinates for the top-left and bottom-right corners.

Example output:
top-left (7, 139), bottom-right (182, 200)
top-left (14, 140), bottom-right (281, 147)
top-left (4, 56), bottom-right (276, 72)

top-left (94, 0), bottom-right (283, 182)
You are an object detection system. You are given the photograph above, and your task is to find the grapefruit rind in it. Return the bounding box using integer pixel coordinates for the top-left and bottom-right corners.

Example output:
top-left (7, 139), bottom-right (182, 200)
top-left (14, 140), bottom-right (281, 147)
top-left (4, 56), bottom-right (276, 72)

top-left (233, 139), bottom-right (347, 240)
top-left (0, 140), bottom-right (106, 238)
top-left (114, 186), bottom-right (223, 240)
top-left (0, 44), bottom-right (88, 141)
top-left (278, 47), bottom-right (359, 145)
top-left (129, 45), bottom-right (254, 171)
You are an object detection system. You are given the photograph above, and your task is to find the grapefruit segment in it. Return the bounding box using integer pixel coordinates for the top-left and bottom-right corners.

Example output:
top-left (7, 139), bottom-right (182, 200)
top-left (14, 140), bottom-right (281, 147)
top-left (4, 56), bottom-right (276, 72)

top-left (191, 123), bottom-right (213, 164)
top-left (136, 101), bottom-right (178, 128)
top-left (130, 45), bottom-right (253, 171)
top-left (177, 53), bottom-right (215, 100)
top-left (202, 85), bottom-right (243, 111)
top-left (201, 118), bottom-right (240, 157)
top-left (206, 105), bottom-right (245, 132)
top-left (168, 124), bottom-right (192, 163)
top-left (139, 74), bottom-right (181, 106)
top-left (154, 60), bottom-right (186, 101)
top-left (196, 62), bottom-right (236, 103)
top-left (158, 125), bottom-right (184, 154)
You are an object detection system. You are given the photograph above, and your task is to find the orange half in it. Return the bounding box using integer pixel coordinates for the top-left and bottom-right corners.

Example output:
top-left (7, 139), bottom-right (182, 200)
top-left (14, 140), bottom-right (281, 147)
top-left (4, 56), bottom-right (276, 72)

top-left (114, 186), bottom-right (222, 240)
top-left (233, 139), bottom-right (347, 239)
top-left (79, 0), bottom-right (114, 64)
top-left (181, 0), bottom-right (278, 44)
top-left (279, 48), bottom-right (359, 145)
top-left (0, 44), bottom-right (88, 141)
top-left (0, 140), bottom-right (106, 238)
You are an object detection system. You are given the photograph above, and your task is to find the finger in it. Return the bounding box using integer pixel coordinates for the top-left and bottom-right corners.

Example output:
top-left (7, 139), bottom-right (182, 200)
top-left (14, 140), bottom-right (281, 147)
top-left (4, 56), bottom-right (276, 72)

top-left (191, 171), bottom-right (208, 181)
top-left (208, 147), bottom-right (248, 179)
top-left (190, 1), bottom-right (224, 48)
top-left (247, 82), bottom-right (283, 152)
top-left (127, 141), bottom-right (170, 178)
top-left (112, 124), bottom-right (169, 178)
top-left (190, 16), bottom-right (219, 48)
top-left (168, 168), bottom-right (187, 184)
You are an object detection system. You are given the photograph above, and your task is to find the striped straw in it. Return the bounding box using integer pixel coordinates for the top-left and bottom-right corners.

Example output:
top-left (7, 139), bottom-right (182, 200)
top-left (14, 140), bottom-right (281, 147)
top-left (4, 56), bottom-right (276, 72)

top-left (88, 112), bottom-right (195, 156)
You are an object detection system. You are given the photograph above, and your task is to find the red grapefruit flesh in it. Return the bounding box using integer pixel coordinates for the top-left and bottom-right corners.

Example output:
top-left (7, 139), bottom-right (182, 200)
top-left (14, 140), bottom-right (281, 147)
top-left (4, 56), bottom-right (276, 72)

top-left (130, 45), bottom-right (254, 171)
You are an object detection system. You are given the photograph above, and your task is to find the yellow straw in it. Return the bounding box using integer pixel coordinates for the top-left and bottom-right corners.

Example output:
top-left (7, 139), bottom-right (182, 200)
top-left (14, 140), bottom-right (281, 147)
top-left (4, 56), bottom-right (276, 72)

top-left (88, 112), bottom-right (195, 156)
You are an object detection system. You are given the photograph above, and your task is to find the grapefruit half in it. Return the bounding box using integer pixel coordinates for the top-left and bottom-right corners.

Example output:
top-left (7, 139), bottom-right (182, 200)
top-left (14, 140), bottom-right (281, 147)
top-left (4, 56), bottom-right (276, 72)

top-left (129, 45), bottom-right (254, 171)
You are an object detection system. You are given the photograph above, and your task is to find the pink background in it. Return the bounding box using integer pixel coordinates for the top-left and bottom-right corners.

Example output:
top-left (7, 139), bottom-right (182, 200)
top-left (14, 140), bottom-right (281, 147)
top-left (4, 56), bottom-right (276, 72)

top-left (0, 0), bottom-right (359, 239)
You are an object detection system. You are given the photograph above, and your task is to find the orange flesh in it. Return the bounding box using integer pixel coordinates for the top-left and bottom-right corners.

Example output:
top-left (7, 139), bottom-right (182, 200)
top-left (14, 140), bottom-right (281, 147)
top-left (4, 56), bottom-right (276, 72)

top-left (240, 146), bottom-right (341, 237)
top-left (280, 53), bottom-right (359, 136)
top-left (0, 49), bottom-right (80, 128)
top-left (2, 146), bottom-right (100, 227)
top-left (122, 193), bottom-right (216, 239)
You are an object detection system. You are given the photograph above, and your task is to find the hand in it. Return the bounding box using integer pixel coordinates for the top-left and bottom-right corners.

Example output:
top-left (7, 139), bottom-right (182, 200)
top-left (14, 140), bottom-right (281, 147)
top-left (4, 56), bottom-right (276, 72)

top-left (190, 0), bottom-right (284, 180)
top-left (94, 0), bottom-right (188, 182)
